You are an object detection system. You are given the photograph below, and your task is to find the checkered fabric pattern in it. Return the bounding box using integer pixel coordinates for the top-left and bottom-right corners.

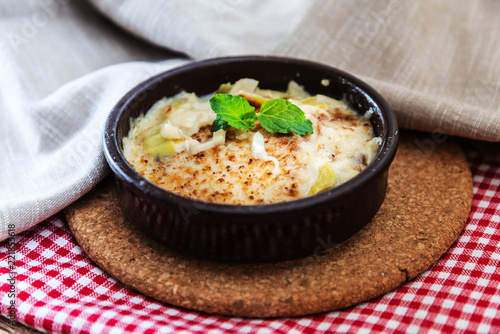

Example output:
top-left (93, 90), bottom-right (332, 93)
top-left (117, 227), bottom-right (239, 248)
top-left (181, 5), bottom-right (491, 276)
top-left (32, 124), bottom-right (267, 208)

top-left (1, 146), bottom-right (500, 334)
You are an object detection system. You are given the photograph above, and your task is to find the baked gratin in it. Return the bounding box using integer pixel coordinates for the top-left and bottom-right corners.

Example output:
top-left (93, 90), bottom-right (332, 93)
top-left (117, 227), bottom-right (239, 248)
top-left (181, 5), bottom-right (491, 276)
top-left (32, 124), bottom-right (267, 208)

top-left (123, 78), bottom-right (380, 205)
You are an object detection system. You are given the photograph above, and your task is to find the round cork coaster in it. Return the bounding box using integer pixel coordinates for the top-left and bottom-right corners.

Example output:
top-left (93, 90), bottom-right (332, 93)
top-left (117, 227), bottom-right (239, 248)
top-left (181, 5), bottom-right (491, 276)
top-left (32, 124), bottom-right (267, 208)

top-left (64, 131), bottom-right (472, 318)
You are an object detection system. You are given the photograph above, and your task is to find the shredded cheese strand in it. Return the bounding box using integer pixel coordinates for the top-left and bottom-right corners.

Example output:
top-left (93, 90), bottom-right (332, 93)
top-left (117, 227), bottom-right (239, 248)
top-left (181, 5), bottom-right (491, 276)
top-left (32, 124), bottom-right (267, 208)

top-left (251, 132), bottom-right (280, 174)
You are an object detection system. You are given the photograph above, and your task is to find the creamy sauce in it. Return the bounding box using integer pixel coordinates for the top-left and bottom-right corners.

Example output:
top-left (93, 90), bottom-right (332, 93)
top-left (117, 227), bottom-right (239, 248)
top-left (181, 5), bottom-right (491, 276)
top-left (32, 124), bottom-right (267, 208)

top-left (123, 79), bottom-right (380, 205)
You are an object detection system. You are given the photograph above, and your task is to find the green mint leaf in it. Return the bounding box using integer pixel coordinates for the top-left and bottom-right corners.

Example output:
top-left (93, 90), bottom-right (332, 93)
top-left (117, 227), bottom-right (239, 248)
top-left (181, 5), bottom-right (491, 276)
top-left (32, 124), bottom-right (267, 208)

top-left (209, 94), bottom-right (256, 131)
top-left (257, 99), bottom-right (314, 135)
top-left (211, 114), bottom-right (229, 132)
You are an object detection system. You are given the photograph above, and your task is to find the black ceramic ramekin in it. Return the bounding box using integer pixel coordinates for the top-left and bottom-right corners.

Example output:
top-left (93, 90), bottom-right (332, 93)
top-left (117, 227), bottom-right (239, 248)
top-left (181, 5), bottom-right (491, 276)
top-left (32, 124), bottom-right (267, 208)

top-left (103, 56), bottom-right (399, 262)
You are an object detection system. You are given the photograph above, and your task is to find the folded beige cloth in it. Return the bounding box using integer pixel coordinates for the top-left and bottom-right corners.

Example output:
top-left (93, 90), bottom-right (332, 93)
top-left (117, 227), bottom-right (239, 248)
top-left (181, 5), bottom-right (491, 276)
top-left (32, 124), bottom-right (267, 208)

top-left (1, 0), bottom-right (499, 240)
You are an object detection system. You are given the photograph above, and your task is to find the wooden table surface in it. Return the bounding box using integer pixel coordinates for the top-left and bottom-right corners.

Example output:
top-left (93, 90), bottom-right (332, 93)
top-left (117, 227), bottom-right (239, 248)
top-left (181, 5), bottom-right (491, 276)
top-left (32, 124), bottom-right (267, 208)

top-left (0, 317), bottom-right (40, 334)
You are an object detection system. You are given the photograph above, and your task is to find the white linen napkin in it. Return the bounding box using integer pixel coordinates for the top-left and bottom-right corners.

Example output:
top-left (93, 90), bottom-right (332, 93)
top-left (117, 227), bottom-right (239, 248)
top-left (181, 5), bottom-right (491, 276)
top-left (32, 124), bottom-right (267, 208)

top-left (0, 0), bottom-right (187, 240)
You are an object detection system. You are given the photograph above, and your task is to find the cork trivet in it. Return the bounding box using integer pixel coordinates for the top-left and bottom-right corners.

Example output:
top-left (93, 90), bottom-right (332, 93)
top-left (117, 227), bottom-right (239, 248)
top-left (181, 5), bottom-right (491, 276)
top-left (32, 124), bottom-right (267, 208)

top-left (64, 132), bottom-right (473, 318)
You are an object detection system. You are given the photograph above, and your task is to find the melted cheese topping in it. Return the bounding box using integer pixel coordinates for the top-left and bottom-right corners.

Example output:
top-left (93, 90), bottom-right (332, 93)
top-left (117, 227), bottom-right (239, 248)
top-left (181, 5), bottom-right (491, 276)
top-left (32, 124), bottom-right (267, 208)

top-left (123, 79), bottom-right (380, 205)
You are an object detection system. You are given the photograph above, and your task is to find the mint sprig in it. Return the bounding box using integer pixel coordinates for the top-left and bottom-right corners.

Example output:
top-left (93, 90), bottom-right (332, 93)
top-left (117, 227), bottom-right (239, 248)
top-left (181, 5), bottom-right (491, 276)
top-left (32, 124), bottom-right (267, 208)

top-left (257, 99), bottom-right (313, 136)
top-left (209, 94), bottom-right (313, 136)
top-left (209, 94), bottom-right (256, 132)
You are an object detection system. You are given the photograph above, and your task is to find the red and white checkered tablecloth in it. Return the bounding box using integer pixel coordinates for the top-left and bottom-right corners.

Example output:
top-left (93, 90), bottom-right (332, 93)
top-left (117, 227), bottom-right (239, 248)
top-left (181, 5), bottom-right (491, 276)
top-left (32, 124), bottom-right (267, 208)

top-left (1, 146), bottom-right (500, 334)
